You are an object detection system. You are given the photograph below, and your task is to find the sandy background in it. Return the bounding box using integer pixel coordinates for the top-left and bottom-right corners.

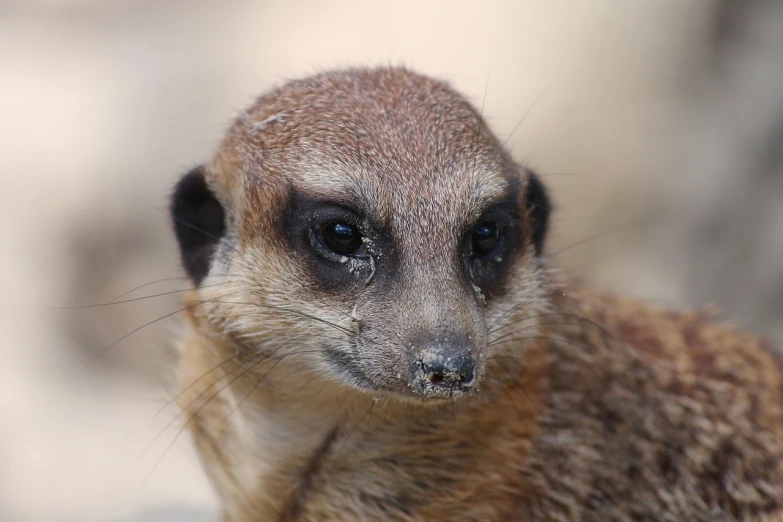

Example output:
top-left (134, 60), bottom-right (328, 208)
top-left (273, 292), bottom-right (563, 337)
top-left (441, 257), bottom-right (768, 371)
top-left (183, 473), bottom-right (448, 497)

top-left (1, 1), bottom-right (781, 520)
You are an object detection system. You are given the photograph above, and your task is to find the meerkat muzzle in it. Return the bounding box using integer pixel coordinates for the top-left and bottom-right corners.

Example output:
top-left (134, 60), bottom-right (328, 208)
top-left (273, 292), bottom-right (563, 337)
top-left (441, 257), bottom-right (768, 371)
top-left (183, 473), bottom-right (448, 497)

top-left (412, 340), bottom-right (477, 396)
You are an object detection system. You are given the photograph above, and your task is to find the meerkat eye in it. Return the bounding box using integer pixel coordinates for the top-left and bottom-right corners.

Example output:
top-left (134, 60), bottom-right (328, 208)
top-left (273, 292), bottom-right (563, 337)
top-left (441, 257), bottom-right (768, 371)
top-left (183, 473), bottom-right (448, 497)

top-left (472, 221), bottom-right (502, 256)
top-left (320, 222), bottom-right (364, 256)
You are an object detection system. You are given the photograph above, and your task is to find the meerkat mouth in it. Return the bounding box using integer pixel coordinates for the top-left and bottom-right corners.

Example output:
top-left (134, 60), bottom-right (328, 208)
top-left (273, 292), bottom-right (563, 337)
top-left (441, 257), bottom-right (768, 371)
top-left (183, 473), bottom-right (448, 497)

top-left (323, 345), bottom-right (482, 402)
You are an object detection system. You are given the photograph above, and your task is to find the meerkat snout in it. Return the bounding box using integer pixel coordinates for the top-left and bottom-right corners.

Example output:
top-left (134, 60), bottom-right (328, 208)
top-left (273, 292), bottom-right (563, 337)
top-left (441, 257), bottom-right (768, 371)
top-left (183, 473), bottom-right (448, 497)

top-left (412, 337), bottom-right (477, 396)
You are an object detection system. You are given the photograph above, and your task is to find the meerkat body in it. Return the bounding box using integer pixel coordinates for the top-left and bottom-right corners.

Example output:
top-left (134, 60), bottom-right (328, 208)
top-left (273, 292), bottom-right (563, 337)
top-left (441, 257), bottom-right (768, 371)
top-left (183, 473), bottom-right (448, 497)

top-left (169, 67), bottom-right (783, 521)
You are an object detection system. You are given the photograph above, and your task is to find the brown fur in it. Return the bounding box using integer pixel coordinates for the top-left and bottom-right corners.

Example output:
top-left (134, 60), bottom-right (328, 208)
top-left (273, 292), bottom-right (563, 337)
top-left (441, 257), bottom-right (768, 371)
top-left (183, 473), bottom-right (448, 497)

top-left (171, 67), bottom-right (783, 521)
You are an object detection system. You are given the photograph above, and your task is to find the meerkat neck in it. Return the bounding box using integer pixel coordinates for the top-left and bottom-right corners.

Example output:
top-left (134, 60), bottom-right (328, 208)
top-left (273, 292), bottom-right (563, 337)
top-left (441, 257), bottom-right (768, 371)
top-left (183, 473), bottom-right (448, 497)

top-left (176, 325), bottom-right (381, 517)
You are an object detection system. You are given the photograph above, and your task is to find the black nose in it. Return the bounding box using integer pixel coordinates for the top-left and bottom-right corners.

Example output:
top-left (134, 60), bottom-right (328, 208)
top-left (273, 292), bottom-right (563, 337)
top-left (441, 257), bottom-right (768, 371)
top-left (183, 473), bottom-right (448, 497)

top-left (412, 343), bottom-right (476, 394)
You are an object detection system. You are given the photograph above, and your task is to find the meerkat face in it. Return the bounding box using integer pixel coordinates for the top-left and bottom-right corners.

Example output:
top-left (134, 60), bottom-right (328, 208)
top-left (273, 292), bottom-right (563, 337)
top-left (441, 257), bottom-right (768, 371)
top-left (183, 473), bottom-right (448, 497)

top-left (171, 68), bottom-right (550, 403)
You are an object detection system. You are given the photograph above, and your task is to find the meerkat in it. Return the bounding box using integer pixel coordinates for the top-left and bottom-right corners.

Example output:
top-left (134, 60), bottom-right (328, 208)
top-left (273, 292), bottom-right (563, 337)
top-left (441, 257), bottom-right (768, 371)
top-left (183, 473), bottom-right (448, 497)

top-left (169, 67), bottom-right (783, 521)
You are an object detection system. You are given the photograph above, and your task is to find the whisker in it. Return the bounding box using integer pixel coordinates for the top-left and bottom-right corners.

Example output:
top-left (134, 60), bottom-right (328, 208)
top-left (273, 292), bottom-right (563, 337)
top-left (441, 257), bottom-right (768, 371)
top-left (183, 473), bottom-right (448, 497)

top-left (501, 83), bottom-right (549, 150)
top-left (366, 400), bottom-right (375, 435)
top-left (158, 340), bottom-right (315, 434)
top-left (489, 324), bottom-right (544, 344)
top-left (489, 298), bottom-right (612, 342)
top-left (142, 348), bottom-right (268, 460)
top-left (468, 70), bottom-right (491, 181)
top-left (485, 372), bottom-right (510, 386)
top-left (142, 345), bottom-right (325, 485)
top-left (489, 310), bottom-right (571, 335)
top-left (274, 361), bottom-right (323, 386)
top-left (353, 106), bottom-right (366, 179)
top-left (214, 350), bottom-right (325, 428)
top-left (338, 400), bottom-right (374, 455)
top-left (488, 364), bottom-right (536, 434)
top-left (109, 275), bottom-right (217, 303)
top-left (488, 318), bottom-right (611, 345)
top-left (314, 373), bottom-right (337, 397)
top-left (487, 335), bottom-right (584, 350)
top-left (297, 370), bottom-right (332, 393)
top-left (487, 355), bottom-right (525, 362)
top-left (505, 172), bottom-right (586, 191)
top-left (487, 298), bottom-right (537, 333)
top-left (216, 301), bottom-right (357, 334)
top-left (57, 281), bottom-right (234, 310)
top-left (153, 349), bottom-right (244, 422)
top-left (384, 399), bottom-right (393, 424)
top-left (80, 291), bottom-right (239, 372)
top-left (405, 403), bottom-right (412, 444)
top-left (222, 318), bottom-right (348, 347)
top-left (214, 300), bottom-right (369, 344)
top-left (548, 221), bottom-right (662, 258)
top-left (139, 352), bottom-right (269, 489)
top-left (544, 296), bottom-right (615, 340)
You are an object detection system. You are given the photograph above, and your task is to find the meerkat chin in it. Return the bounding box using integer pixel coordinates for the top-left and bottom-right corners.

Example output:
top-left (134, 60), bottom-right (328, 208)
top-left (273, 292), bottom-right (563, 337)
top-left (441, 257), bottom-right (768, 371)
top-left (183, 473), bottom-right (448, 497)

top-left (168, 67), bottom-right (783, 522)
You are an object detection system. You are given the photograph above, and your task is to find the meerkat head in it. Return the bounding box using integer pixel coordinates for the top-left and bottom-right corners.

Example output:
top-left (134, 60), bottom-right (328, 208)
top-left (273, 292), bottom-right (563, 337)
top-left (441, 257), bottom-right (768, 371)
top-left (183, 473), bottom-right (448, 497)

top-left (170, 67), bottom-right (550, 403)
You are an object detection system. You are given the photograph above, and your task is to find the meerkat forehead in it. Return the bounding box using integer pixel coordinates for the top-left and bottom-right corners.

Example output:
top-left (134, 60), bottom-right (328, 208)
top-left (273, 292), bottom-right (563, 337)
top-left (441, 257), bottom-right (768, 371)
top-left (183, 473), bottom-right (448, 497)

top-left (211, 68), bottom-right (517, 253)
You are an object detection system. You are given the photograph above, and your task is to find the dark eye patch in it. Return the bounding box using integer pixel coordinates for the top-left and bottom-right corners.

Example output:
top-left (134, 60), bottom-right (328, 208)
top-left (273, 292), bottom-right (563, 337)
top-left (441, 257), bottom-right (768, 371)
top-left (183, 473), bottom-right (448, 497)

top-left (463, 169), bottom-right (552, 298)
top-left (462, 197), bottom-right (524, 296)
top-left (282, 190), bottom-right (394, 292)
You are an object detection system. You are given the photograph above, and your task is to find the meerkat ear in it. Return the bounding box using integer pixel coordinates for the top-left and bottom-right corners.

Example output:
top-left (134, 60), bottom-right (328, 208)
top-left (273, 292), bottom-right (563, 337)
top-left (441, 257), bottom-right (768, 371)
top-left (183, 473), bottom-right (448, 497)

top-left (524, 169), bottom-right (551, 256)
top-left (170, 166), bottom-right (226, 285)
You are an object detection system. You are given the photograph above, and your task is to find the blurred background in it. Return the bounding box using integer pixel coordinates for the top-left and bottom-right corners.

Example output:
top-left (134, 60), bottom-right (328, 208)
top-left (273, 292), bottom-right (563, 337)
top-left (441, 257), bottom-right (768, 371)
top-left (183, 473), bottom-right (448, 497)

top-left (1, 0), bottom-right (781, 520)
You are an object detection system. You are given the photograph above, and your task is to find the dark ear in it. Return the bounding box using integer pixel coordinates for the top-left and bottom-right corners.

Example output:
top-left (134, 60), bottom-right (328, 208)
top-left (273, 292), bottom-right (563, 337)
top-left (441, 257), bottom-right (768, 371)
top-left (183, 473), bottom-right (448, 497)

top-left (523, 169), bottom-right (552, 256)
top-left (170, 166), bottom-right (226, 285)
